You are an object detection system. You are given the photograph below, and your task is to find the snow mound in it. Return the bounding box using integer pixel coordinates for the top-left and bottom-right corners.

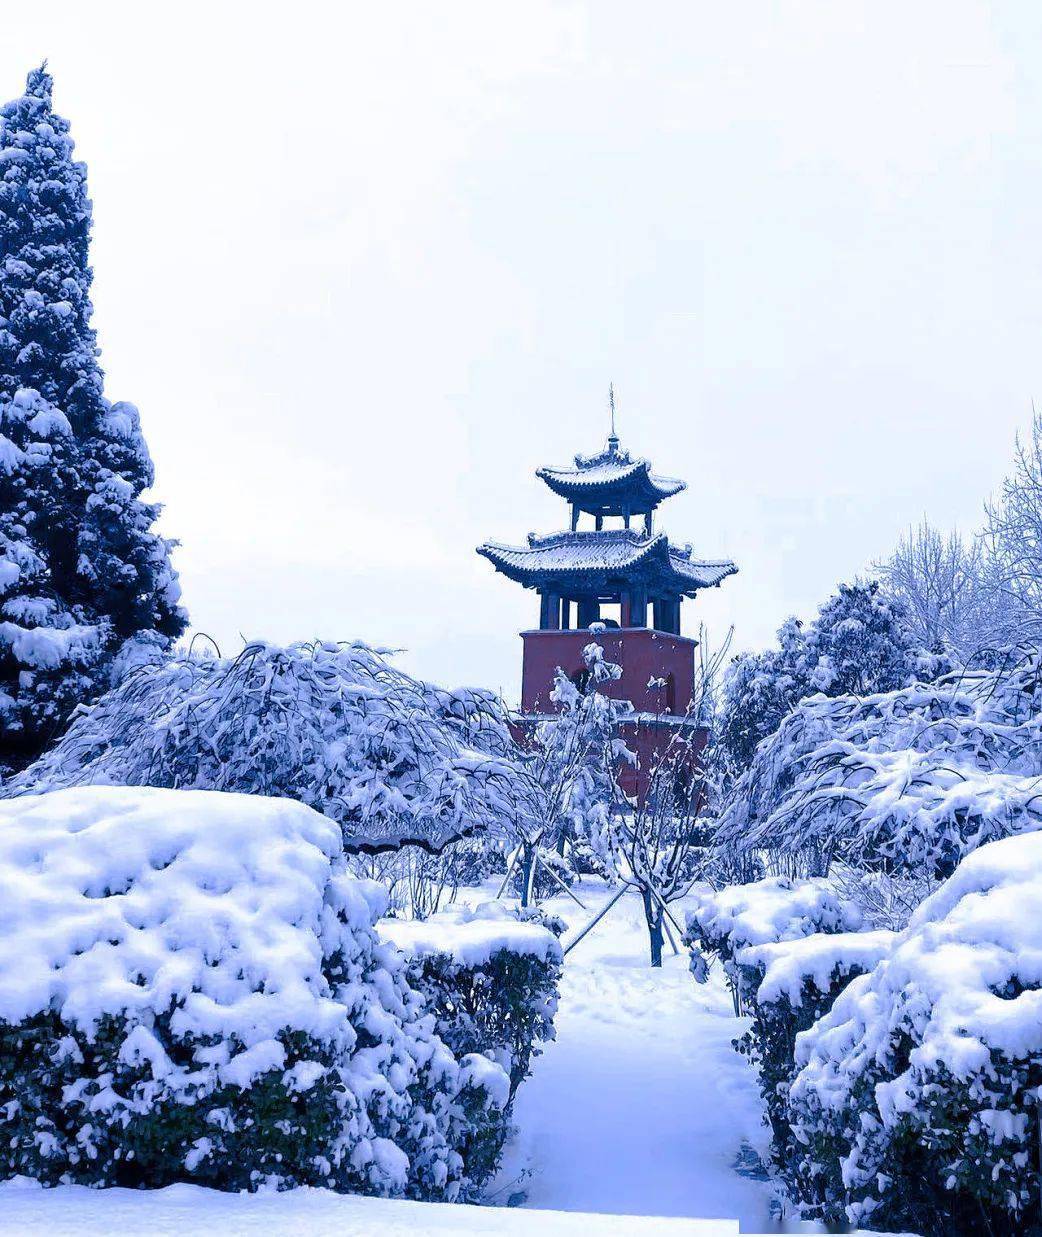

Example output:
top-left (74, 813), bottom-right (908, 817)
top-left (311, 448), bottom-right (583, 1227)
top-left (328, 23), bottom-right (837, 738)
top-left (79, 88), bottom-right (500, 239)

top-left (794, 830), bottom-right (1042, 1094)
top-left (0, 1177), bottom-right (740, 1236)
top-left (0, 786), bottom-right (362, 1063)
top-left (379, 900), bottom-right (563, 968)
top-left (687, 876), bottom-right (861, 957)
top-left (742, 930), bottom-right (895, 1008)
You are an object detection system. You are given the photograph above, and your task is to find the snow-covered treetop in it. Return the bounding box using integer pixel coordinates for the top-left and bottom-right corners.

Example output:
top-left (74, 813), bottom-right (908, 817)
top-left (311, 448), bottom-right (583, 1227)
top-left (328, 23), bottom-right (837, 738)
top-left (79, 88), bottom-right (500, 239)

top-left (6, 640), bottom-right (531, 853)
top-left (0, 63), bottom-right (99, 422)
top-left (0, 66), bottom-right (185, 767)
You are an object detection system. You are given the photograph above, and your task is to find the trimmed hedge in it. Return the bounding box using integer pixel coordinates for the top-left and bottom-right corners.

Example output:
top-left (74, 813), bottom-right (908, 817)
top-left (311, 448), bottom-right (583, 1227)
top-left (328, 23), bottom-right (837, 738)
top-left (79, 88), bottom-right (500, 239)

top-left (380, 902), bottom-right (563, 1101)
top-left (730, 931), bottom-right (893, 1201)
top-left (0, 787), bottom-right (511, 1199)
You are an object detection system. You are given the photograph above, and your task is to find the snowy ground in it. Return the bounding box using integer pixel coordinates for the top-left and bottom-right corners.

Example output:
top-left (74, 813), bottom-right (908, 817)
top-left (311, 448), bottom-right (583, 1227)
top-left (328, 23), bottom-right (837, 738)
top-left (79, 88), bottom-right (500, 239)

top-left (0, 1177), bottom-right (739, 1235)
top-left (488, 879), bottom-right (777, 1229)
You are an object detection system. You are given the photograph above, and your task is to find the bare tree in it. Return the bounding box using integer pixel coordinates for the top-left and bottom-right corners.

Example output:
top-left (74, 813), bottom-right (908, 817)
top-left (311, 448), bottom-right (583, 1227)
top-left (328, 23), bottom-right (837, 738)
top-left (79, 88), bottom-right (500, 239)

top-left (595, 627), bottom-right (733, 966)
top-left (500, 640), bottom-right (628, 908)
top-left (874, 520), bottom-right (996, 655)
top-left (983, 409), bottom-right (1042, 641)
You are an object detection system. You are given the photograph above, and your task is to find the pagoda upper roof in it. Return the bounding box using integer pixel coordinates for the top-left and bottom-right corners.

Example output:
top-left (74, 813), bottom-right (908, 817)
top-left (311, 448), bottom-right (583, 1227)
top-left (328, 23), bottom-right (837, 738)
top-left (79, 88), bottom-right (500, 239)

top-left (477, 528), bottom-right (736, 596)
top-left (536, 437), bottom-right (686, 514)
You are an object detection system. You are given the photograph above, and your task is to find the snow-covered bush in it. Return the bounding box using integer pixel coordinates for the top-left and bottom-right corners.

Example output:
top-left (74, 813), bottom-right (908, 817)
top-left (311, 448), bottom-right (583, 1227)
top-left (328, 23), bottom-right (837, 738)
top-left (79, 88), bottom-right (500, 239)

top-left (380, 901), bottom-right (562, 1101)
top-left (686, 878), bottom-right (896, 1201)
top-left (733, 930), bottom-right (894, 1193)
top-left (685, 876), bottom-right (861, 1012)
top-left (785, 831), bottom-right (1042, 1233)
top-left (715, 653), bottom-right (1042, 879)
top-left (0, 786), bottom-right (509, 1197)
top-left (6, 641), bottom-right (527, 854)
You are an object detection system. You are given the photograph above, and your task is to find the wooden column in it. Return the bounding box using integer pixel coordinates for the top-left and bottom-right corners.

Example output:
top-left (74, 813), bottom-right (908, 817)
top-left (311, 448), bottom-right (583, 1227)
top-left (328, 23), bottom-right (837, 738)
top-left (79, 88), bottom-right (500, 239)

top-left (538, 591), bottom-right (553, 629)
top-left (652, 598), bottom-right (666, 632)
top-left (629, 589), bottom-right (646, 628)
top-left (577, 598), bottom-right (599, 628)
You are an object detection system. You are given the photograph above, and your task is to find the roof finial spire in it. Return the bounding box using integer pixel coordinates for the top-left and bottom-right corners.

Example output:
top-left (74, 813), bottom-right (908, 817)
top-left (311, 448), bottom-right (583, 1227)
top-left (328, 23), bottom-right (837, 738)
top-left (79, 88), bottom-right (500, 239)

top-left (608, 383), bottom-right (618, 451)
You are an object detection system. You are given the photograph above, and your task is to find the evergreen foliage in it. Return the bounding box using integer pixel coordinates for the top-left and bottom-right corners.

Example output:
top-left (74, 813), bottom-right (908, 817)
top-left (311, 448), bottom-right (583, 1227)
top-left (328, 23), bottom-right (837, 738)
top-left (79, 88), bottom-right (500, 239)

top-left (402, 941), bottom-right (562, 1103)
top-left (0, 66), bottom-right (185, 770)
top-left (717, 582), bottom-right (945, 777)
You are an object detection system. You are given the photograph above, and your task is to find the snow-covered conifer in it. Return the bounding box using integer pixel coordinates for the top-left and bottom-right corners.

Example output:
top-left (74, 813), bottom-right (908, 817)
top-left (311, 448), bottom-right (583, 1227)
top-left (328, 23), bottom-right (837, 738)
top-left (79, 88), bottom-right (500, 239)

top-left (0, 66), bottom-right (185, 768)
top-left (718, 582), bottom-right (944, 778)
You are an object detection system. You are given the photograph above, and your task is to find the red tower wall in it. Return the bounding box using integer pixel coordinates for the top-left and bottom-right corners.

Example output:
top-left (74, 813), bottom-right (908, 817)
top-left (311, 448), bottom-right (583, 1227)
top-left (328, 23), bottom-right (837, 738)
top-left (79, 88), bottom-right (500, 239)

top-left (520, 627), bottom-right (698, 715)
top-left (519, 627), bottom-right (705, 800)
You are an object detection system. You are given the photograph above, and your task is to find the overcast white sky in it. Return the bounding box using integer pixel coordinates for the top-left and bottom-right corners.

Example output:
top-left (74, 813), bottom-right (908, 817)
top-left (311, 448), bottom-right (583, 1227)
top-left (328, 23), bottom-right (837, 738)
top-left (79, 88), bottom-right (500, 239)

top-left (4, 3), bottom-right (1042, 698)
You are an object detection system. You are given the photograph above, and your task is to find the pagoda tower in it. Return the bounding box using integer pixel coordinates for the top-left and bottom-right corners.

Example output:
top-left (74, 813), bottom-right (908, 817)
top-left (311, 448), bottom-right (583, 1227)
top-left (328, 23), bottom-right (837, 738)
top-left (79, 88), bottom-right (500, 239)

top-left (478, 404), bottom-right (737, 797)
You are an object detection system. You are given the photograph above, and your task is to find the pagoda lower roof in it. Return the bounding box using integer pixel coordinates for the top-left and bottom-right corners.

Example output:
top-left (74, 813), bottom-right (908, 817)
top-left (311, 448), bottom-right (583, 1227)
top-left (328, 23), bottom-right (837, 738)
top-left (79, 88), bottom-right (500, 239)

top-left (537, 441), bottom-right (685, 514)
top-left (477, 528), bottom-right (737, 595)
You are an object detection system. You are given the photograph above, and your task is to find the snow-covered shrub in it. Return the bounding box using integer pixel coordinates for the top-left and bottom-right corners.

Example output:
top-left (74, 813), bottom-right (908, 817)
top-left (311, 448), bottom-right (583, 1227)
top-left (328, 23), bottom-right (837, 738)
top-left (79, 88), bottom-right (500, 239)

top-left (715, 654), bottom-right (1042, 879)
top-left (687, 878), bottom-right (895, 1200)
top-left (380, 901), bottom-right (562, 1103)
top-left (566, 834), bottom-right (612, 880)
top-left (733, 930), bottom-right (894, 1193)
top-left (785, 831), bottom-right (1042, 1233)
top-left (447, 837), bottom-right (510, 887)
top-left (685, 876), bottom-right (861, 1012)
top-left (0, 786), bottom-right (509, 1197)
top-left (6, 641), bottom-right (527, 854)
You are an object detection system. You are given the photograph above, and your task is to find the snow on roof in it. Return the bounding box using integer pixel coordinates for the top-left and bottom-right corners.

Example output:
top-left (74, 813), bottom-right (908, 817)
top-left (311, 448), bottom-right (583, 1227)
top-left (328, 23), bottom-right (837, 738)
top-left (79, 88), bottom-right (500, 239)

top-left (536, 440), bottom-right (686, 509)
top-left (477, 529), bottom-right (736, 592)
top-left (0, 786), bottom-right (370, 1062)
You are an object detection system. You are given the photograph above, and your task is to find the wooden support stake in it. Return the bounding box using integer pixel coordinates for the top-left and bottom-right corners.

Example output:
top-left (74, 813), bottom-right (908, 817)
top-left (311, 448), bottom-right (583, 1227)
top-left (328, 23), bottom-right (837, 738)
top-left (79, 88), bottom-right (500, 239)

top-left (562, 885), bottom-right (629, 957)
top-left (532, 849), bottom-right (588, 909)
top-left (495, 845), bottom-right (522, 900)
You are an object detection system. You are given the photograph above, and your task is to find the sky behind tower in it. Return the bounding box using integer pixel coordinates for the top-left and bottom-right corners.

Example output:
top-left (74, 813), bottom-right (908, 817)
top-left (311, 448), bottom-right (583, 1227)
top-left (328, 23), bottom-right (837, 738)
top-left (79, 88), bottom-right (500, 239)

top-left (3, 2), bottom-right (1041, 698)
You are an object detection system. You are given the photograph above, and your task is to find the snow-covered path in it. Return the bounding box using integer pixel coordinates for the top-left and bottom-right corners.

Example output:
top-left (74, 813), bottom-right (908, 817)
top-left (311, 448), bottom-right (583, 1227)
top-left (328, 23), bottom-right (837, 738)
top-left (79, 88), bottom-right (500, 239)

top-left (495, 882), bottom-right (775, 1229)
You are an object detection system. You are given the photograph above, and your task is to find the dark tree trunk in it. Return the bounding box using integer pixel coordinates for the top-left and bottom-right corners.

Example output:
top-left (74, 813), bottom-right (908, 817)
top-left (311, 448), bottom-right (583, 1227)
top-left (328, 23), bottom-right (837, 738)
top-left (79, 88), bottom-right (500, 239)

top-left (642, 887), bottom-right (665, 967)
top-left (520, 843), bottom-right (536, 908)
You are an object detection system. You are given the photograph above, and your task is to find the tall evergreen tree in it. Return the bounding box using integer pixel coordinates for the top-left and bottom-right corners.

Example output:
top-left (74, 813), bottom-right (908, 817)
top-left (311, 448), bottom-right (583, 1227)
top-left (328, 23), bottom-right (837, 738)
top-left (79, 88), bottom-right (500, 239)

top-left (718, 582), bottom-right (948, 777)
top-left (0, 65), bottom-right (185, 770)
